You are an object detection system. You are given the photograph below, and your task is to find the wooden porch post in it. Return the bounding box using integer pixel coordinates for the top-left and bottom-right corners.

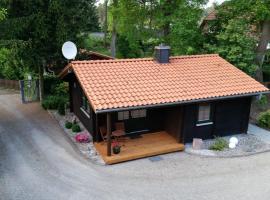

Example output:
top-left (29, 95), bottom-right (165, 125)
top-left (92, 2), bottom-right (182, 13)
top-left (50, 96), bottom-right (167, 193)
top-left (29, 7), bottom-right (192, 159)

top-left (106, 112), bottom-right (112, 156)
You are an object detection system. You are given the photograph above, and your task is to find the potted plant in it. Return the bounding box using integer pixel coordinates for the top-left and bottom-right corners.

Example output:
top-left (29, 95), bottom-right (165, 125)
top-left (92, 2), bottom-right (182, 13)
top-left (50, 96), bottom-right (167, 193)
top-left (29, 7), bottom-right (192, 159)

top-left (112, 141), bottom-right (121, 154)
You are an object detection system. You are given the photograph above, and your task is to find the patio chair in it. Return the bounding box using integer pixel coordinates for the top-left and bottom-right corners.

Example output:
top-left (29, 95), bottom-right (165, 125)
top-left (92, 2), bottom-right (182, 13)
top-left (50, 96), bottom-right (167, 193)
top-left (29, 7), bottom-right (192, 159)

top-left (99, 126), bottom-right (107, 141)
top-left (112, 122), bottom-right (126, 141)
top-left (100, 123), bottom-right (126, 142)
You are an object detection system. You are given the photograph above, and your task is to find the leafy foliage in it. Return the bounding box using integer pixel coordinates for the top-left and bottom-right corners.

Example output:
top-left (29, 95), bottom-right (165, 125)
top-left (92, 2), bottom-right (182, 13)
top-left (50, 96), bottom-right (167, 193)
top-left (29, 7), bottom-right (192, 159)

top-left (81, 35), bottom-right (111, 56)
top-left (72, 124), bottom-right (81, 133)
top-left (41, 95), bottom-right (66, 110)
top-left (0, 48), bottom-right (25, 79)
top-left (0, 8), bottom-right (6, 21)
top-left (209, 137), bottom-right (228, 151)
top-left (258, 110), bottom-right (270, 128)
top-left (204, 0), bottom-right (270, 79)
top-left (65, 121), bottom-right (73, 129)
top-left (109, 0), bottom-right (206, 58)
top-left (205, 19), bottom-right (257, 75)
top-left (257, 95), bottom-right (268, 109)
top-left (0, 0), bottom-right (99, 78)
top-left (57, 100), bottom-right (66, 116)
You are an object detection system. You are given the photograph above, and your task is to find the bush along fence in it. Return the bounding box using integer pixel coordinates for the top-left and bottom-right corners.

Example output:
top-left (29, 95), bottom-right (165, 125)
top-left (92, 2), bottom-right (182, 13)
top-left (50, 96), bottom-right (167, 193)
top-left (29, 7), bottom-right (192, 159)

top-left (0, 79), bottom-right (20, 90)
top-left (19, 79), bottom-right (40, 103)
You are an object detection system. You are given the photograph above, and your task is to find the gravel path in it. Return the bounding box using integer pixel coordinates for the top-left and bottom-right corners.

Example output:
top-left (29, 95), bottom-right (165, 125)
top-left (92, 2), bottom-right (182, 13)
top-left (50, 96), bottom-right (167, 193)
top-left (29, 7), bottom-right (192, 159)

top-left (2, 90), bottom-right (270, 200)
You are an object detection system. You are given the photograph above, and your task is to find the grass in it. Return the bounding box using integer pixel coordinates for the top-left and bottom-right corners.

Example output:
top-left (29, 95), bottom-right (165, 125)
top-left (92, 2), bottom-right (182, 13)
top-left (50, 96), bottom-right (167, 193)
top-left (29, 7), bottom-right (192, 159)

top-left (209, 137), bottom-right (228, 151)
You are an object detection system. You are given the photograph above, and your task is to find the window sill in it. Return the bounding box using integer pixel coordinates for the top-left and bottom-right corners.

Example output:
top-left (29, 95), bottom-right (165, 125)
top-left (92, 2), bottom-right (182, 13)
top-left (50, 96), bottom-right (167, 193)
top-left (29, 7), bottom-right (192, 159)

top-left (196, 121), bottom-right (213, 127)
top-left (80, 107), bottom-right (90, 119)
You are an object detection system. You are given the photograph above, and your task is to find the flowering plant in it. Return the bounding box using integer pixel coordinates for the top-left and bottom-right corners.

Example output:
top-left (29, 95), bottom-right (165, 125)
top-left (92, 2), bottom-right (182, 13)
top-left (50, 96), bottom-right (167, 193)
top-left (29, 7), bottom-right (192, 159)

top-left (112, 140), bottom-right (121, 154)
top-left (112, 140), bottom-right (120, 148)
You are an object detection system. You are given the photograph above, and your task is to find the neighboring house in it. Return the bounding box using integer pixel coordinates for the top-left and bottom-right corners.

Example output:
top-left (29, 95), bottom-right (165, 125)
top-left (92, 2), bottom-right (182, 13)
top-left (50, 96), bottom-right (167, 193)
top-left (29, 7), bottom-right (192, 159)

top-left (48, 50), bottom-right (113, 74)
top-left (200, 9), bottom-right (217, 32)
top-left (77, 49), bottom-right (113, 60)
top-left (59, 45), bottom-right (268, 161)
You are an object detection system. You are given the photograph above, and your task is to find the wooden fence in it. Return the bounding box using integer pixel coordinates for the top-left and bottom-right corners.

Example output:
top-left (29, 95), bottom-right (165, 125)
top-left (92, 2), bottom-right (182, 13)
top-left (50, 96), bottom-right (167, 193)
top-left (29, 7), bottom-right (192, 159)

top-left (0, 79), bottom-right (20, 90)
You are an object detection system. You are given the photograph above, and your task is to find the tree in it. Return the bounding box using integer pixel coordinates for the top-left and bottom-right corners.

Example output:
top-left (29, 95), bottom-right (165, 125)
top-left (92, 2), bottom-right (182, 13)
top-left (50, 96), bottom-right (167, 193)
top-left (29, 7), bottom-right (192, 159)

top-left (168, 0), bottom-right (206, 55)
top-left (0, 0), bottom-right (99, 100)
top-left (110, 0), bottom-right (118, 58)
top-left (206, 19), bottom-right (257, 75)
top-left (0, 8), bottom-right (6, 21)
top-left (109, 0), bottom-right (206, 58)
top-left (206, 0), bottom-right (270, 81)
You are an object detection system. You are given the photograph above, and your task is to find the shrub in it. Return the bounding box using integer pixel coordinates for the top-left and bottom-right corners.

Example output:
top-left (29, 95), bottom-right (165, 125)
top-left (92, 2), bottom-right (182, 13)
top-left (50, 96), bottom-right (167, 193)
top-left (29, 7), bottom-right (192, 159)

top-left (54, 82), bottom-right (68, 96)
top-left (42, 95), bottom-right (68, 110)
top-left (44, 75), bottom-right (62, 96)
top-left (65, 121), bottom-right (73, 129)
top-left (258, 110), bottom-right (270, 128)
top-left (209, 137), bottom-right (228, 151)
top-left (57, 101), bottom-right (66, 115)
top-left (257, 95), bottom-right (268, 109)
top-left (72, 124), bottom-right (81, 133)
top-left (42, 95), bottom-right (61, 109)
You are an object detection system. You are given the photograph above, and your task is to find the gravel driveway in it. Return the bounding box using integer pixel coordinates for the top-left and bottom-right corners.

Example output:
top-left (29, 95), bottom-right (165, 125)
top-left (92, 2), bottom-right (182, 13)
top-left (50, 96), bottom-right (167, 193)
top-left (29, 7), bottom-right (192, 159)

top-left (1, 90), bottom-right (270, 200)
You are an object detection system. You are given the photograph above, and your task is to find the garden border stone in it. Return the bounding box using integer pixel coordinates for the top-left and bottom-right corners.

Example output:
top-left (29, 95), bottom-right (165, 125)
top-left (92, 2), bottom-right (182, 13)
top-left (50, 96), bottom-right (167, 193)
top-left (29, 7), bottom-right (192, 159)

top-left (185, 132), bottom-right (270, 158)
top-left (47, 109), bottom-right (105, 165)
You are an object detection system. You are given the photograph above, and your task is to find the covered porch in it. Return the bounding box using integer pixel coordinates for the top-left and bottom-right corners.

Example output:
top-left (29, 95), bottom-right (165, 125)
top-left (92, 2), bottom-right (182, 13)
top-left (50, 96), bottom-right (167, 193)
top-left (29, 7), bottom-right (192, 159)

top-left (94, 131), bottom-right (184, 164)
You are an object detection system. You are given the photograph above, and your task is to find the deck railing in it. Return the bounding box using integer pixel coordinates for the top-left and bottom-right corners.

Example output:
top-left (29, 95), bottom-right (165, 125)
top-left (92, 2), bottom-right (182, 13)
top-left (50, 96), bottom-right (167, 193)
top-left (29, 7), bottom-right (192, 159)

top-left (0, 79), bottom-right (20, 90)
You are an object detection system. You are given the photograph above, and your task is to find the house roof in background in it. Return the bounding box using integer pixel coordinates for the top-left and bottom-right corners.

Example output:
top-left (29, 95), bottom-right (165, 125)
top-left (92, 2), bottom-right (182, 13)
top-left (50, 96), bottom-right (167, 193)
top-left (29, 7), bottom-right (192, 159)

top-left (204, 9), bottom-right (217, 21)
top-left (79, 49), bottom-right (114, 60)
top-left (63, 54), bottom-right (268, 112)
top-left (59, 50), bottom-right (113, 78)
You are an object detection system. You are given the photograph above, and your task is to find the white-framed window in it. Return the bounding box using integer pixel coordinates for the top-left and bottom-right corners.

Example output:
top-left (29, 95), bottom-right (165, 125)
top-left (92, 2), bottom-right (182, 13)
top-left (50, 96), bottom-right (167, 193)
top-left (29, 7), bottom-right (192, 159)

top-left (131, 109), bottom-right (147, 118)
top-left (81, 94), bottom-right (91, 116)
top-left (198, 103), bottom-right (211, 122)
top-left (118, 111), bottom-right (129, 120)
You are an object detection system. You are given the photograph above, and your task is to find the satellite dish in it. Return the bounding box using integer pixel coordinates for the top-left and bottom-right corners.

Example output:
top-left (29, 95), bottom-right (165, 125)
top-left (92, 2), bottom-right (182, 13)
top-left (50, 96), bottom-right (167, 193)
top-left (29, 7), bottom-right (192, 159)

top-left (62, 41), bottom-right (77, 60)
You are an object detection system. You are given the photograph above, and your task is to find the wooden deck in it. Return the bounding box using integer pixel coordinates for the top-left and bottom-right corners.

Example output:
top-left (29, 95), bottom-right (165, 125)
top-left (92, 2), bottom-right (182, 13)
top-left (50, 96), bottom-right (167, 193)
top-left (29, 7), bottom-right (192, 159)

top-left (94, 131), bottom-right (185, 164)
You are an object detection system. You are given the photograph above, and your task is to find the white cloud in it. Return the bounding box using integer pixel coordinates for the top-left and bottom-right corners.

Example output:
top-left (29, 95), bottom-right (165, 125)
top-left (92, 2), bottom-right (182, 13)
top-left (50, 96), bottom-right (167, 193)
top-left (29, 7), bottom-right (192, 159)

top-left (206, 0), bottom-right (225, 8)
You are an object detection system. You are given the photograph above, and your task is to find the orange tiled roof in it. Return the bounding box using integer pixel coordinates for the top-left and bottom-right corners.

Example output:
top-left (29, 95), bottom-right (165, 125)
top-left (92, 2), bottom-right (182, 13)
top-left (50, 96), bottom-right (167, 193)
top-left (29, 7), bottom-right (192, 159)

top-left (204, 9), bottom-right (217, 21)
top-left (68, 54), bottom-right (268, 112)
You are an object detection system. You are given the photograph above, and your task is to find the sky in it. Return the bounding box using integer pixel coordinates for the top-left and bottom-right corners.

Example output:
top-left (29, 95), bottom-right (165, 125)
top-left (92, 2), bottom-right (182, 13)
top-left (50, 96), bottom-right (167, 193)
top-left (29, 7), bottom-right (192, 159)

top-left (96, 0), bottom-right (226, 8)
top-left (206, 0), bottom-right (225, 7)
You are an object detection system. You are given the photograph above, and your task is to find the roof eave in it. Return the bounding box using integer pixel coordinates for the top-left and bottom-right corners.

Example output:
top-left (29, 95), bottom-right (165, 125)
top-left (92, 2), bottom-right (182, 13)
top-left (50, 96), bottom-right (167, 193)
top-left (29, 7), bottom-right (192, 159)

top-left (95, 91), bottom-right (269, 114)
top-left (58, 63), bottom-right (72, 79)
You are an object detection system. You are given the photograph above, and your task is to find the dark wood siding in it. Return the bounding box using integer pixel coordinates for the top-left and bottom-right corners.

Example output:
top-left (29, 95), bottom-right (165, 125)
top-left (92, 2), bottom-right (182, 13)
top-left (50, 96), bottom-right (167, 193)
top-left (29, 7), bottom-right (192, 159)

top-left (213, 97), bottom-right (251, 136)
top-left (164, 107), bottom-right (183, 142)
top-left (182, 97), bottom-right (252, 143)
top-left (67, 74), bottom-right (252, 144)
top-left (69, 77), bottom-right (97, 141)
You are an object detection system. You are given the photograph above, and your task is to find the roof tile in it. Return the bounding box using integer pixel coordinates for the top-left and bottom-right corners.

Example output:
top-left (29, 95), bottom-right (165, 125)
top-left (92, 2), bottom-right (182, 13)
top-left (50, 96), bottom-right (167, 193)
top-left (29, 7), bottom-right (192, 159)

top-left (69, 54), bottom-right (269, 112)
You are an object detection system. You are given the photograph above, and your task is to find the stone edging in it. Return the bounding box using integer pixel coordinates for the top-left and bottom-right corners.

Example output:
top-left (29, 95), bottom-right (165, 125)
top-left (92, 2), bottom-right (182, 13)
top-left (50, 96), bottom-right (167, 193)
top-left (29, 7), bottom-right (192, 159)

top-left (47, 109), bottom-right (105, 165)
top-left (184, 147), bottom-right (270, 158)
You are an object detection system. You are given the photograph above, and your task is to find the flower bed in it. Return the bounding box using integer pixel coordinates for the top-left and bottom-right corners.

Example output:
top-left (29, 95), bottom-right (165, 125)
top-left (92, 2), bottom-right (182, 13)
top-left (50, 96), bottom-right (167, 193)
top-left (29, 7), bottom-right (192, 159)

top-left (48, 109), bottom-right (105, 165)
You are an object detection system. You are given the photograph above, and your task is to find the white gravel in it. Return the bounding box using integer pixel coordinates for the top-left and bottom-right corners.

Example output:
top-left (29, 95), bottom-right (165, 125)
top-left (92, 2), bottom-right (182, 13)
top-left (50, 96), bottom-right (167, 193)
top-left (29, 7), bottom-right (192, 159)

top-left (48, 110), bottom-right (105, 165)
top-left (185, 133), bottom-right (270, 157)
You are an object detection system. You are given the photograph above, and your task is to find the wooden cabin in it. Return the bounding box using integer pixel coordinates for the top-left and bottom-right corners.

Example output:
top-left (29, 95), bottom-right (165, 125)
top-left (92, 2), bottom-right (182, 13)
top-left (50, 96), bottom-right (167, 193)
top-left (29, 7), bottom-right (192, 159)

top-left (59, 46), bottom-right (268, 164)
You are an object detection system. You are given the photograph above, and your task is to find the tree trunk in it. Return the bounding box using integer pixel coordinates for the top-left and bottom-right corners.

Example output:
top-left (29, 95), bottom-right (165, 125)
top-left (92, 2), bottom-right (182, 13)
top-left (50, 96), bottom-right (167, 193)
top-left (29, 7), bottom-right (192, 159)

top-left (39, 64), bottom-right (44, 102)
top-left (110, 0), bottom-right (118, 58)
top-left (255, 20), bottom-right (270, 82)
top-left (161, 0), bottom-right (173, 42)
top-left (103, 0), bottom-right (108, 47)
top-left (111, 25), bottom-right (117, 58)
